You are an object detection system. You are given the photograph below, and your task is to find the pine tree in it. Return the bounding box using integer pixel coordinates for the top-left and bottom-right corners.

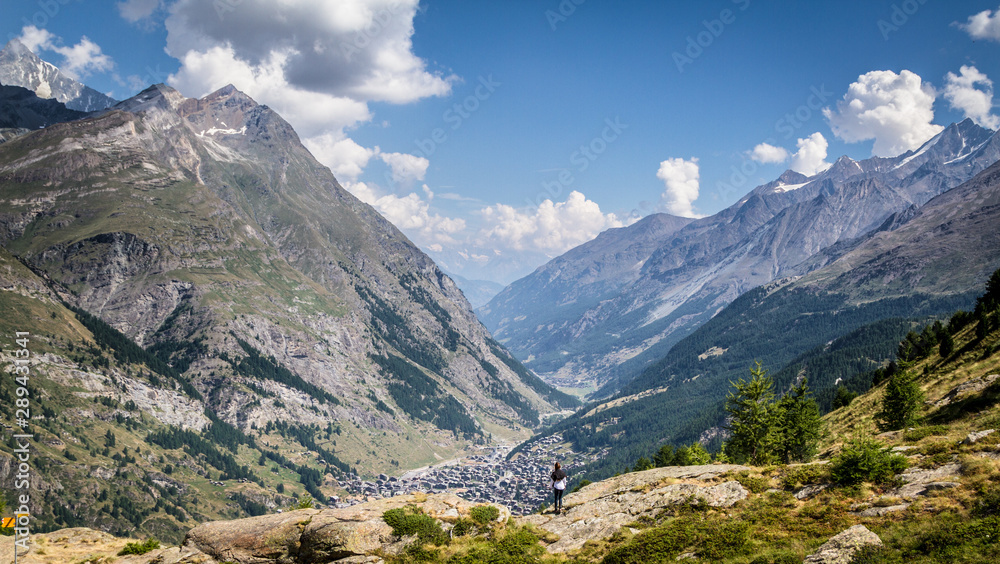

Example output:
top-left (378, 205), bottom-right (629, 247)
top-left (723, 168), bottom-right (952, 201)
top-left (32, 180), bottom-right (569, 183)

top-left (876, 370), bottom-right (924, 431)
top-left (977, 308), bottom-right (989, 341)
top-left (653, 444), bottom-right (675, 467)
top-left (724, 362), bottom-right (777, 465)
top-left (633, 457), bottom-right (653, 472)
top-left (832, 385), bottom-right (857, 410)
top-left (683, 442), bottom-right (712, 465)
top-left (939, 331), bottom-right (955, 358)
top-left (774, 380), bottom-right (822, 463)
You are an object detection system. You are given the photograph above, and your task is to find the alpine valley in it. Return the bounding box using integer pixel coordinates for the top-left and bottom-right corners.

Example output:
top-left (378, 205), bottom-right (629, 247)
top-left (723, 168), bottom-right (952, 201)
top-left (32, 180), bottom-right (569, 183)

top-left (0, 42), bottom-right (576, 541)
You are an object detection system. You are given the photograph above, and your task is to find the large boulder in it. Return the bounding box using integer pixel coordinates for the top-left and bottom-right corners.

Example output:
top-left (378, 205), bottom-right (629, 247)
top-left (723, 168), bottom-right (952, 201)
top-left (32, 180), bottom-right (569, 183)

top-left (185, 493), bottom-right (507, 564)
top-left (804, 525), bottom-right (882, 564)
top-left (517, 464), bottom-right (750, 553)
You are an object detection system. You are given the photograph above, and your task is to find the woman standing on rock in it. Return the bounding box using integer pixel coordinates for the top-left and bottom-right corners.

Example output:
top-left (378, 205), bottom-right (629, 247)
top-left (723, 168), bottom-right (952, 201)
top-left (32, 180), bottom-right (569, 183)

top-left (550, 462), bottom-right (568, 514)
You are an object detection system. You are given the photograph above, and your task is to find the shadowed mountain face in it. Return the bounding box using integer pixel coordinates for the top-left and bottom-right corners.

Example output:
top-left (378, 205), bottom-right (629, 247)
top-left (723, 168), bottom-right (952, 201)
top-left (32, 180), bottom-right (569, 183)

top-left (0, 82), bottom-right (87, 131)
top-left (480, 119), bottom-right (999, 396)
top-left (0, 82), bottom-right (576, 472)
top-left (0, 39), bottom-right (117, 112)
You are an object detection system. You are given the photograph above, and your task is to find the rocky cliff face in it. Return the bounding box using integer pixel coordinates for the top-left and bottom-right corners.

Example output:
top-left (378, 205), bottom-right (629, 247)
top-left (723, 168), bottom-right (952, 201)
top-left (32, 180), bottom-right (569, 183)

top-left (480, 120), bottom-right (999, 395)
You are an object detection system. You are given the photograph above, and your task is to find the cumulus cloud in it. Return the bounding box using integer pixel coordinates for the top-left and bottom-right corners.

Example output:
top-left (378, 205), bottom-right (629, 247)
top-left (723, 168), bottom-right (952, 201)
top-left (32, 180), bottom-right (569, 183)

top-left (943, 65), bottom-right (999, 130)
top-left (823, 69), bottom-right (943, 157)
top-left (750, 142), bottom-right (790, 164)
top-left (343, 182), bottom-right (464, 245)
top-left (478, 191), bottom-right (627, 254)
top-left (117, 0), bottom-right (160, 23)
top-left (380, 152), bottom-right (430, 185)
top-left (789, 132), bottom-right (831, 176)
top-left (958, 5), bottom-right (1000, 42)
top-left (656, 157), bottom-right (701, 217)
top-left (165, 0), bottom-right (454, 104)
top-left (304, 134), bottom-right (380, 182)
top-left (17, 26), bottom-right (114, 80)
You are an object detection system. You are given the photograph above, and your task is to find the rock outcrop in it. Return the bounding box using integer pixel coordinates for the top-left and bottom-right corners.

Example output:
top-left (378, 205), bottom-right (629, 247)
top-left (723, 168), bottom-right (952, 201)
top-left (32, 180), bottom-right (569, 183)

top-left (519, 464), bottom-right (750, 553)
top-left (804, 525), bottom-right (882, 564)
top-left (186, 493), bottom-right (508, 564)
top-left (934, 374), bottom-right (999, 407)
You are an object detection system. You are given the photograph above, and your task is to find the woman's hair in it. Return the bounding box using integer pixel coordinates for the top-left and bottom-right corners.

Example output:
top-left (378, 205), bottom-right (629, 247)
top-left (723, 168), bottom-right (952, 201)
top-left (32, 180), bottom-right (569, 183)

top-left (554, 462), bottom-right (561, 470)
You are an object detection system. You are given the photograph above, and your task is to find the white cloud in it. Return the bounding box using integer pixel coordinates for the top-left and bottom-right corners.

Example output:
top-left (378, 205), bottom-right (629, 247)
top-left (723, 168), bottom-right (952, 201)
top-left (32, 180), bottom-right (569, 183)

top-left (17, 26), bottom-right (56, 53)
top-left (478, 191), bottom-right (627, 254)
top-left (958, 6), bottom-right (1000, 42)
top-left (165, 0), bottom-right (455, 104)
top-left (750, 142), bottom-right (790, 164)
top-left (117, 0), bottom-right (160, 23)
top-left (380, 152), bottom-right (430, 185)
top-left (17, 26), bottom-right (114, 80)
top-left (656, 157), bottom-right (701, 217)
top-left (304, 134), bottom-right (379, 182)
top-left (823, 69), bottom-right (943, 157)
top-left (943, 65), bottom-right (999, 130)
top-left (342, 182), bottom-right (465, 245)
top-left (789, 132), bottom-right (831, 176)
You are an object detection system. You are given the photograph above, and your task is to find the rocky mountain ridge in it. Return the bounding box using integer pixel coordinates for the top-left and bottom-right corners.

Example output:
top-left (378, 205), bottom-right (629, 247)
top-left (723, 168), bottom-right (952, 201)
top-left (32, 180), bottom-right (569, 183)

top-left (480, 119), bottom-right (999, 396)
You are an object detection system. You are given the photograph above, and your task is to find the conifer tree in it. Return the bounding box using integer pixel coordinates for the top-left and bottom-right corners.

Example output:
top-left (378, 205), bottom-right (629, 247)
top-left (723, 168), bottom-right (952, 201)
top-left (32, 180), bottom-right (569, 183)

top-left (653, 444), bottom-right (675, 467)
top-left (724, 362), bottom-right (777, 465)
top-left (633, 457), bottom-right (653, 472)
top-left (832, 385), bottom-right (857, 410)
top-left (876, 370), bottom-right (924, 431)
top-left (939, 331), bottom-right (955, 358)
top-left (774, 380), bottom-right (822, 463)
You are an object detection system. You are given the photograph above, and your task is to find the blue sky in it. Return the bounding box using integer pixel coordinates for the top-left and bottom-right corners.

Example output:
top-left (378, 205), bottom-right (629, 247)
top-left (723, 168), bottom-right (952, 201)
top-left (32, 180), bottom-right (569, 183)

top-left (3, 0), bottom-right (1000, 284)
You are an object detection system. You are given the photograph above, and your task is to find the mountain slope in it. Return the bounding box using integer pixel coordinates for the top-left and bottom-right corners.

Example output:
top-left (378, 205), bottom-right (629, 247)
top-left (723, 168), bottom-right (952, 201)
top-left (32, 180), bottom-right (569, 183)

top-left (481, 120), bottom-right (999, 395)
top-left (0, 75), bottom-right (576, 488)
top-left (523, 156), bottom-right (1000, 479)
top-left (0, 39), bottom-right (116, 112)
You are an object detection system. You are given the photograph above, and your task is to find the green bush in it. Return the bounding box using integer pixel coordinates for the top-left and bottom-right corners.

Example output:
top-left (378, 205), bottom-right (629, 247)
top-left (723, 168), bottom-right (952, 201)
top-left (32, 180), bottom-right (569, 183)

top-left (571, 479), bottom-right (592, 493)
top-left (447, 525), bottom-right (543, 564)
top-left (601, 518), bottom-right (696, 564)
top-left (451, 518), bottom-right (476, 537)
top-left (118, 538), bottom-right (160, 555)
top-left (383, 506), bottom-right (449, 546)
top-left (974, 485), bottom-right (1000, 517)
top-left (470, 504), bottom-right (500, 525)
top-left (849, 545), bottom-right (900, 563)
top-left (700, 520), bottom-right (751, 560)
top-left (750, 553), bottom-right (801, 564)
top-left (902, 425), bottom-right (949, 442)
top-left (780, 464), bottom-right (829, 489)
top-left (830, 437), bottom-right (908, 486)
top-left (735, 470), bottom-right (771, 494)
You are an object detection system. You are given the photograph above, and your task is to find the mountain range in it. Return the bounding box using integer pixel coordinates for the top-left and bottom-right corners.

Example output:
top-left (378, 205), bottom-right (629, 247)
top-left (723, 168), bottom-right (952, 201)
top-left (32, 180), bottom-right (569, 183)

top-left (518, 148), bottom-right (1000, 478)
top-left (480, 119), bottom-right (1000, 396)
